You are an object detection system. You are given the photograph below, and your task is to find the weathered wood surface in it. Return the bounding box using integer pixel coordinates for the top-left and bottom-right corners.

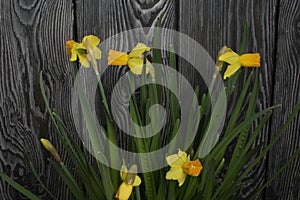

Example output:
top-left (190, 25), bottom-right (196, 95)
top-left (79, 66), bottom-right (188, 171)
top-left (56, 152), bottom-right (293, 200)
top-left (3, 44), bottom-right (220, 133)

top-left (0, 0), bottom-right (76, 199)
top-left (266, 0), bottom-right (300, 199)
top-left (0, 0), bottom-right (299, 199)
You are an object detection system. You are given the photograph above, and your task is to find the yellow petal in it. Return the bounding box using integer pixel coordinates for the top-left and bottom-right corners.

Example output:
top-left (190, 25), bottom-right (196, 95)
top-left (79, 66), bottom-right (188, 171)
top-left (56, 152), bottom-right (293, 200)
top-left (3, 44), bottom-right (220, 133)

top-left (82, 35), bottom-right (100, 48)
top-left (132, 175), bottom-right (141, 186)
top-left (166, 149), bottom-right (187, 167)
top-left (218, 51), bottom-right (240, 65)
top-left (216, 46), bottom-right (232, 71)
top-left (115, 182), bottom-right (133, 200)
top-left (120, 165), bottom-right (128, 182)
top-left (76, 42), bottom-right (87, 50)
top-left (108, 50), bottom-right (128, 65)
top-left (177, 172), bottom-right (187, 187)
top-left (78, 54), bottom-right (90, 68)
top-left (240, 53), bottom-right (260, 67)
top-left (93, 47), bottom-right (102, 59)
top-left (70, 45), bottom-right (78, 61)
top-left (223, 63), bottom-right (241, 79)
top-left (166, 166), bottom-right (184, 180)
top-left (128, 43), bottom-right (150, 58)
top-left (128, 57), bottom-right (144, 74)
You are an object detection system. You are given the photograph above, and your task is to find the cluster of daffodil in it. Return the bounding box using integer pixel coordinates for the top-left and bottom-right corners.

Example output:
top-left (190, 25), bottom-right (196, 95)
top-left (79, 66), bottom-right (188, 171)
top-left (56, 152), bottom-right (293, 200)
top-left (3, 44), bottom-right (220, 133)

top-left (66, 35), bottom-right (155, 80)
top-left (66, 35), bottom-right (260, 81)
top-left (63, 35), bottom-right (262, 200)
top-left (40, 137), bottom-right (203, 200)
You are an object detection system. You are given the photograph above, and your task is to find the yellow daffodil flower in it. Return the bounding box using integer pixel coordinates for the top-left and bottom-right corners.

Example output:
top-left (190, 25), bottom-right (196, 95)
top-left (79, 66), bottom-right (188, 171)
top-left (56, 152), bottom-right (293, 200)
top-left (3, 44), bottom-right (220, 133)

top-left (166, 149), bottom-right (202, 186)
top-left (40, 138), bottom-right (62, 164)
top-left (66, 35), bottom-right (101, 68)
top-left (216, 46), bottom-right (230, 71)
top-left (217, 47), bottom-right (260, 79)
top-left (115, 164), bottom-right (141, 200)
top-left (108, 43), bottom-right (155, 79)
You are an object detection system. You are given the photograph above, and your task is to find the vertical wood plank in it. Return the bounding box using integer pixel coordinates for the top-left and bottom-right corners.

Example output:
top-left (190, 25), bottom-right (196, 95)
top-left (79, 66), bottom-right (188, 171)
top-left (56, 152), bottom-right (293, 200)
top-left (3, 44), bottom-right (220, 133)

top-left (179, 0), bottom-right (278, 199)
top-left (0, 0), bottom-right (75, 199)
top-left (267, 0), bottom-right (300, 199)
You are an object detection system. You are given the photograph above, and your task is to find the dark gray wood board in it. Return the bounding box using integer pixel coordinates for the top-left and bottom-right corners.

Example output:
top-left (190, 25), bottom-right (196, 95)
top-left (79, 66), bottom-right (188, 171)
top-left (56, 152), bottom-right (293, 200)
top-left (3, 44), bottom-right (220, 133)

top-left (0, 0), bottom-right (77, 199)
top-left (266, 0), bottom-right (300, 199)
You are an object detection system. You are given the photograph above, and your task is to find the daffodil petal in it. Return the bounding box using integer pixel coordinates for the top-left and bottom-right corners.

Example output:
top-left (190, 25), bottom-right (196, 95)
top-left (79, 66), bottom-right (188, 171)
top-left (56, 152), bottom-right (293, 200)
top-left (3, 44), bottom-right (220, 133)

top-left (132, 175), bottom-right (141, 186)
top-left (78, 54), bottom-right (90, 68)
top-left (177, 173), bottom-right (187, 187)
top-left (93, 47), bottom-right (102, 59)
top-left (166, 166), bottom-right (184, 180)
top-left (70, 47), bottom-right (78, 61)
top-left (115, 182), bottom-right (133, 200)
top-left (166, 150), bottom-right (187, 167)
top-left (128, 58), bottom-right (144, 74)
top-left (83, 35), bottom-right (100, 48)
top-left (224, 63), bottom-right (241, 79)
top-left (166, 155), bottom-right (184, 167)
top-left (218, 51), bottom-right (240, 65)
top-left (177, 149), bottom-right (188, 159)
top-left (120, 165), bottom-right (128, 182)
top-left (128, 43), bottom-right (150, 58)
top-left (76, 43), bottom-right (86, 50)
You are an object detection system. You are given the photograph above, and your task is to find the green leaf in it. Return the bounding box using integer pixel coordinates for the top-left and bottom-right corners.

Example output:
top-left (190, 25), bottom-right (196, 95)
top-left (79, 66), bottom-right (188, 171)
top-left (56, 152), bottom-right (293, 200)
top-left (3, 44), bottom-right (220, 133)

top-left (29, 162), bottom-right (57, 200)
top-left (239, 22), bottom-right (249, 54)
top-left (0, 172), bottom-right (42, 200)
top-left (237, 99), bottom-right (300, 188)
top-left (197, 88), bottom-right (226, 158)
top-left (40, 72), bottom-right (108, 199)
top-left (156, 171), bottom-right (166, 199)
top-left (226, 72), bottom-right (253, 132)
top-left (227, 71), bottom-right (259, 172)
top-left (250, 145), bottom-right (300, 200)
top-left (47, 159), bottom-right (86, 200)
top-left (212, 105), bottom-right (280, 162)
top-left (167, 181), bottom-right (177, 200)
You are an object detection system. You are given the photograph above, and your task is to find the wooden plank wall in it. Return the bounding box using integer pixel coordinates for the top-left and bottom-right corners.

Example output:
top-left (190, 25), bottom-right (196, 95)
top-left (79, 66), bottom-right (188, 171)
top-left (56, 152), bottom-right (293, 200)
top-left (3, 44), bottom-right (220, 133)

top-left (0, 0), bottom-right (299, 199)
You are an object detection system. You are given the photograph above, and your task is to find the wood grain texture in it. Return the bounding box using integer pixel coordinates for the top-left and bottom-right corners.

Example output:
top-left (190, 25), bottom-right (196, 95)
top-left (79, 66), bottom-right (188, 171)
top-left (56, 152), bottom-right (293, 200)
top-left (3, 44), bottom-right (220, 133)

top-left (178, 0), bottom-right (278, 199)
top-left (266, 0), bottom-right (300, 199)
top-left (0, 0), bottom-right (76, 199)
